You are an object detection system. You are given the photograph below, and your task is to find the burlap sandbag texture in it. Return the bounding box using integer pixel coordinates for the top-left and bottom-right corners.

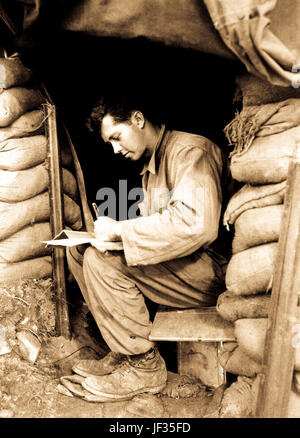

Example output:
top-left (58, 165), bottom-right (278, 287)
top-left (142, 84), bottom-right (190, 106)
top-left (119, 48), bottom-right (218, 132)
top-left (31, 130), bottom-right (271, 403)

top-left (225, 243), bottom-right (277, 296)
top-left (0, 223), bottom-right (52, 263)
top-left (0, 165), bottom-right (78, 202)
top-left (0, 192), bottom-right (82, 241)
top-left (225, 99), bottom-right (300, 161)
top-left (234, 318), bottom-right (268, 363)
top-left (236, 73), bottom-right (300, 107)
top-left (220, 345), bottom-right (262, 378)
top-left (221, 86), bottom-right (300, 395)
top-left (0, 57), bottom-right (83, 283)
top-left (0, 88), bottom-right (45, 127)
top-left (0, 120), bottom-right (82, 280)
top-left (217, 290), bottom-right (270, 322)
top-left (230, 126), bottom-right (300, 185)
top-left (0, 256), bottom-right (52, 284)
top-left (234, 317), bottom-right (300, 370)
top-left (223, 181), bottom-right (285, 228)
top-left (232, 204), bottom-right (283, 254)
top-left (0, 135), bottom-right (47, 170)
top-left (0, 110), bottom-right (45, 142)
top-left (0, 57), bottom-right (32, 89)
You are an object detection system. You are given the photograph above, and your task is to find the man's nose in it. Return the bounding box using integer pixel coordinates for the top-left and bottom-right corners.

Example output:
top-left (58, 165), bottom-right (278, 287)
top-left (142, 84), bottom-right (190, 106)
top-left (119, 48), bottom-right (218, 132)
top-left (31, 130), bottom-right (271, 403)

top-left (111, 142), bottom-right (122, 154)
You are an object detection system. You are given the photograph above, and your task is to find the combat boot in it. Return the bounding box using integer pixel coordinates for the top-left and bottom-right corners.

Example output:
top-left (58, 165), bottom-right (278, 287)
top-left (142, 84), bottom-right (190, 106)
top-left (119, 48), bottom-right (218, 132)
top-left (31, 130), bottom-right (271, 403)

top-left (82, 347), bottom-right (167, 401)
top-left (72, 351), bottom-right (126, 378)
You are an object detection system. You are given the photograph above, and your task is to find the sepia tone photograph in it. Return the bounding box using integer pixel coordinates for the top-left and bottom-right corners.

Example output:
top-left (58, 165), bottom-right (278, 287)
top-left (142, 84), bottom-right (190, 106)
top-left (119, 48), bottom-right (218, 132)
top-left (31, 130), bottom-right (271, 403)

top-left (0, 0), bottom-right (299, 424)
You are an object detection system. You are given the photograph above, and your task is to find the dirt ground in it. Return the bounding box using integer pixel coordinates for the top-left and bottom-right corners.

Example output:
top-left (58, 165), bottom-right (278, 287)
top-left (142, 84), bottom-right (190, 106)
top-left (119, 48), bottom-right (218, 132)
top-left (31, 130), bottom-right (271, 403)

top-left (0, 327), bottom-right (216, 418)
top-left (0, 277), bottom-right (254, 419)
top-left (0, 353), bottom-right (212, 418)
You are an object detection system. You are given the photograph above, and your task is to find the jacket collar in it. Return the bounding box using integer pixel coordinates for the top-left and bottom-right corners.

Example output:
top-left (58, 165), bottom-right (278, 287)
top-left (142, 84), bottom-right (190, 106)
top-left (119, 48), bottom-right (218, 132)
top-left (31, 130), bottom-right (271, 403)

top-left (140, 124), bottom-right (167, 176)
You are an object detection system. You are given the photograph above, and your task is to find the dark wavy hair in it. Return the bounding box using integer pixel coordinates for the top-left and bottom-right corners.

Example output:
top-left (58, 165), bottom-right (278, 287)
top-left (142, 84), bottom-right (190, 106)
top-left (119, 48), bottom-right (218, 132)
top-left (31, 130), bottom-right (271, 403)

top-left (86, 94), bottom-right (159, 134)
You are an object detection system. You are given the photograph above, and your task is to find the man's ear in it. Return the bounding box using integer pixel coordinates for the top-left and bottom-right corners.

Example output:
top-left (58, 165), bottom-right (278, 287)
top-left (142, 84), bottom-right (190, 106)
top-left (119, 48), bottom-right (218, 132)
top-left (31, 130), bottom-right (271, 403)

top-left (131, 111), bottom-right (145, 129)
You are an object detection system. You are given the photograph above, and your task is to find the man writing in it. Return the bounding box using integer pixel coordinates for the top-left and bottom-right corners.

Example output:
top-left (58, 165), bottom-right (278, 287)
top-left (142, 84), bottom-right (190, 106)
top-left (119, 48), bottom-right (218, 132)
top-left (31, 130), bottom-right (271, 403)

top-left (67, 95), bottom-right (231, 402)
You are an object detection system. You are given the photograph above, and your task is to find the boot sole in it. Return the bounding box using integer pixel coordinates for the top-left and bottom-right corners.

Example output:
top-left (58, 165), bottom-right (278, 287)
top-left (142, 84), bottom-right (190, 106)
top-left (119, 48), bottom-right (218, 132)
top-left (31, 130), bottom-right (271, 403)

top-left (82, 381), bottom-right (166, 402)
top-left (60, 376), bottom-right (113, 403)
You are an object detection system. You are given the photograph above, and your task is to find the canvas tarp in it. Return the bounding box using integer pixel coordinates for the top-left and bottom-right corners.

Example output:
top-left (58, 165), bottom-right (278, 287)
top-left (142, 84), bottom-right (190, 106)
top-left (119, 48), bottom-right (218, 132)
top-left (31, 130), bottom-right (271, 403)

top-left (9, 0), bottom-right (300, 86)
top-left (19, 0), bottom-right (233, 58)
top-left (204, 0), bottom-right (300, 87)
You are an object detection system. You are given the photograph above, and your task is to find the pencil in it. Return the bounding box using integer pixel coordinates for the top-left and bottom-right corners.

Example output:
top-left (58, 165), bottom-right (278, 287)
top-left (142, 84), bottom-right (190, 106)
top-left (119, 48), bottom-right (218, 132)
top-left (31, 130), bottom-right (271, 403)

top-left (92, 203), bottom-right (99, 218)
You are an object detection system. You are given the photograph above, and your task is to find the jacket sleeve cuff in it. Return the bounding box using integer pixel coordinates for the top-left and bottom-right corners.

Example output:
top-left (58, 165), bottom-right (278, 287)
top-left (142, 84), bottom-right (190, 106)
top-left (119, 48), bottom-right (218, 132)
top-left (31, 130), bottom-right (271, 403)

top-left (120, 220), bottom-right (141, 266)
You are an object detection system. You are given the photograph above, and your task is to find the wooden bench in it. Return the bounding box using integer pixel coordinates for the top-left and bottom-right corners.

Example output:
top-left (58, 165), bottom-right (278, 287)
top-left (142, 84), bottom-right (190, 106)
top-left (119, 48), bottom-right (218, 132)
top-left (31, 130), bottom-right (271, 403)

top-left (149, 306), bottom-right (236, 388)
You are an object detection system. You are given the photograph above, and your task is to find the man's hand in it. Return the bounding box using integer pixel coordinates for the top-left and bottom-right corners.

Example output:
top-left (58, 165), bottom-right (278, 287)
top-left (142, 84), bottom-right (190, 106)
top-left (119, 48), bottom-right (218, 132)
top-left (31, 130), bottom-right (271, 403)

top-left (91, 217), bottom-right (123, 253)
top-left (94, 216), bottom-right (122, 242)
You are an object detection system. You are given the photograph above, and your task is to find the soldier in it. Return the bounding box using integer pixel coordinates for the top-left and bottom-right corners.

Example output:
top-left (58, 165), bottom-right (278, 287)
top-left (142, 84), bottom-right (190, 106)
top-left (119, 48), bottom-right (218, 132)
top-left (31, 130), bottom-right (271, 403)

top-left (67, 95), bottom-right (231, 401)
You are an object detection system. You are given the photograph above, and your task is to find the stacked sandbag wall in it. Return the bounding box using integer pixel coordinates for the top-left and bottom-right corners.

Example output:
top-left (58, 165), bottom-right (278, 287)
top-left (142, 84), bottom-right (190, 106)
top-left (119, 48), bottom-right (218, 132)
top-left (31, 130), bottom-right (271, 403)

top-left (218, 72), bottom-right (300, 417)
top-left (0, 56), bottom-right (82, 283)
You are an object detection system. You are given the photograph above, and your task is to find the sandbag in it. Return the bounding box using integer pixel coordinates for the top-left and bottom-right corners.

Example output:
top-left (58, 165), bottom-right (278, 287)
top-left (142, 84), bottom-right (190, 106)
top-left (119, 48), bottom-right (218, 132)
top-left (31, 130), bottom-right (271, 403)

top-left (230, 126), bottom-right (300, 184)
top-left (226, 99), bottom-right (300, 152)
top-left (0, 223), bottom-right (52, 263)
top-left (234, 318), bottom-right (268, 362)
top-left (0, 165), bottom-right (78, 202)
top-left (0, 135), bottom-right (47, 170)
top-left (223, 181), bottom-right (285, 228)
top-left (0, 192), bottom-right (82, 240)
top-left (0, 124), bottom-right (73, 172)
top-left (224, 99), bottom-right (300, 161)
top-left (236, 73), bottom-right (300, 107)
top-left (232, 205), bottom-right (283, 253)
top-left (61, 145), bottom-right (73, 169)
top-left (0, 58), bottom-right (32, 89)
top-left (216, 291), bottom-right (270, 322)
top-left (0, 110), bottom-right (44, 142)
top-left (256, 99), bottom-right (300, 139)
top-left (225, 243), bottom-right (277, 296)
top-left (220, 346), bottom-right (262, 378)
top-left (0, 256), bottom-right (52, 284)
top-left (235, 317), bottom-right (300, 369)
top-left (61, 168), bottom-right (78, 200)
top-left (0, 88), bottom-right (45, 127)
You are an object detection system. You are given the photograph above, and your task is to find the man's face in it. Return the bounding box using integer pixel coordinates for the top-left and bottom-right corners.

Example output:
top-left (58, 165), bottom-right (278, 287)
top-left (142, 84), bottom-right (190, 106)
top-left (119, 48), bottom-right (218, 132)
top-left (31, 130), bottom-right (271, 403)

top-left (101, 113), bottom-right (147, 161)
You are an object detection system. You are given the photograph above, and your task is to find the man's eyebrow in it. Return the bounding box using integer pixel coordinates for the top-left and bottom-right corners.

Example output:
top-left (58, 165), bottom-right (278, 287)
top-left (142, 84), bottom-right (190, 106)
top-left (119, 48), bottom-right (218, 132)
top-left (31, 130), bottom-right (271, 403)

top-left (101, 133), bottom-right (113, 143)
top-left (108, 132), bottom-right (120, 141)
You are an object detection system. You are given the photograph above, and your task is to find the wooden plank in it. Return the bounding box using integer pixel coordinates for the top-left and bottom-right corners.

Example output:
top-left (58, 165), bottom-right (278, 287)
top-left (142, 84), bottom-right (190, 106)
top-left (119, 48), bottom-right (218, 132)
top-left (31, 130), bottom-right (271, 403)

top-left (177, 341), bottom-right (226, 388)
top-left (149, 306), bottom-right (235, 342)
top-left (46, 103), bottom-right (71, 340)
top-left (255, 143), bottom-right (300, 417)
top-left (42, 83), bottom-right (94, 232)
top-left (0, 4), bottom-right (17, 36)
top-left (63, 125), bottom-right (94, 232)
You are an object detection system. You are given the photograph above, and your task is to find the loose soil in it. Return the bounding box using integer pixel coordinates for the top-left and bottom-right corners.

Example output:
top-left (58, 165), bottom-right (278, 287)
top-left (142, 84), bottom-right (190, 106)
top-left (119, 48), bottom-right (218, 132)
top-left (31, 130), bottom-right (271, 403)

top-left (0, 277), bottom-right (218, 418)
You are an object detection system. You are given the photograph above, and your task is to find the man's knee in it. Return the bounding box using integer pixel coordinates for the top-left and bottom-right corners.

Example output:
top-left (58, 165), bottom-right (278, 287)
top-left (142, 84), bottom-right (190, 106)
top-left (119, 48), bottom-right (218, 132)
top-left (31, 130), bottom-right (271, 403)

top-left (83, 247), bottom-right (129, 277)
top-left (83, 246), bottom-right (101, 269)
top-left (83, 247), bottom-right (116, 276)
top-left (67, 245), bottom-right (95, 277)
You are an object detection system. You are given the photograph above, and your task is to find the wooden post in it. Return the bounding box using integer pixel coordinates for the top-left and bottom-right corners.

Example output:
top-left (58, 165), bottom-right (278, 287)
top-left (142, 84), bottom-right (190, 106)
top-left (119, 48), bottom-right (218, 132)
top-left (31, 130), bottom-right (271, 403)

top-left (42, 83), bottom-right (94, 232)
top-left (46, 103), bottom-right (71, 340)
top-left (0, 4), bottom-right (17, 36)
top-left (63, 125), bottom-right (94, 233)
top-left (255, 141), bottom-right (300, 417)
